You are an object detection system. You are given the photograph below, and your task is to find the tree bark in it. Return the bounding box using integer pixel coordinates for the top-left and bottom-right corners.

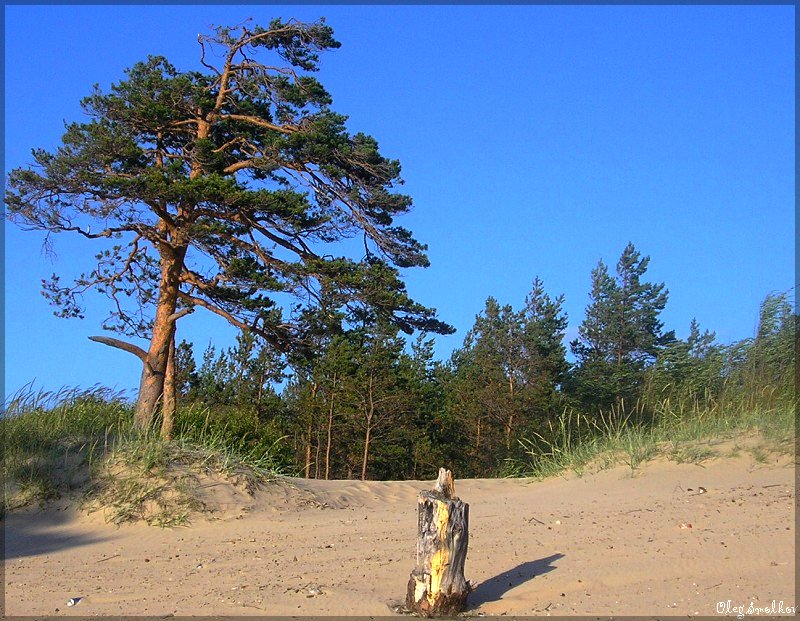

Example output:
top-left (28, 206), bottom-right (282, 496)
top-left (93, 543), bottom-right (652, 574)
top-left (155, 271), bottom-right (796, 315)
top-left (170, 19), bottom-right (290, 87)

top-left (161, 335), bottom-right (177, 441)
top-left (505, 377), bottom-right (515, 450)
top-left (314, 425), bottom-right (322, 479)
top-left (133, 241), bottom-right (187, 431)
top-left (325, 379), bottom-right (336, 480)
top-left (304, 418), bottom-right (313, 479)
top-left (361, 375), bottom-right (374, 481)
top-left (304, 382), bottom-right (318, 478)
top-left (361, 419), bottom-right (372, 481)
top-left (406, 468), bottom-right (470, 617)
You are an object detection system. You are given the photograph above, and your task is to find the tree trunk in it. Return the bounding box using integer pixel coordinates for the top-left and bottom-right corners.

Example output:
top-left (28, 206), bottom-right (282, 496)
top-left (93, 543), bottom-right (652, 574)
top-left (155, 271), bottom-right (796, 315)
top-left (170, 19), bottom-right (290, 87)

top-left (361, 419), bottom-right (372, 481)
top-left (314, 425), bottom-right (322, 479)
top-left (505, 413), bottom-right (514, 451)
top-left (304, 382), bottom-right (318, 478)
top-left (256, 370), bottom-right (265, 413)
top-left (135, 364), bottom-right (162, 432)
top-left (505, 377), bottom-right (515, 450)
top-left (304, 418), bottom-right (313, 479)
top-left (406, 468), bottom-right (470, 617)
top-left (361, 376), bottom-right (374, 481)
top-left (161, 334), bottom-right (177, 441)
top-left (133, 242), bottom-right (187, 431)
top-left (325, 379), bottom-right (336, 480)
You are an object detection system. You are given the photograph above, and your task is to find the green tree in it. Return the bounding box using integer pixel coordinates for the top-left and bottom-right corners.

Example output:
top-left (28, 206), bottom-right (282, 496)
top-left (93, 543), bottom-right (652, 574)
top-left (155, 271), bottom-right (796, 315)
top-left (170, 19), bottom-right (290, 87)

top-left (401, 334), bottom-right (461, 480)
top-left (453, 297), bottom-right (520, 464)
top-left (570, 242), bottom-right (674, 413)
top-left (644, 318), bottom-right (723, 410)
top-left (196, 343), bottom-right (234, 404)
top-left (187, 333), bottom-right (285, 411)
top-left (341, 327), bottom-right (411, 480)
top-left (520, 277), bottom-right (570, 424)
top-left (174, 339), bottom-right (199, 397)
top-left (446, 278), bottom-right (569, 475)
top-left (284, 331), bottom-right (353, 479)
top-left (6, 19), bottom-right (450, 438)
top-left (284, 319), bottom-right (418, 480)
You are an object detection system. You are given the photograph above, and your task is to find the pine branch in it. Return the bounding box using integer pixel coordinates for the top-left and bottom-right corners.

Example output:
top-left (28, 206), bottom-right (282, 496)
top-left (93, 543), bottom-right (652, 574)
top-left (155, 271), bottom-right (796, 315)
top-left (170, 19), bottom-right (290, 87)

top-left (88, 335), bottom-right (149, 362)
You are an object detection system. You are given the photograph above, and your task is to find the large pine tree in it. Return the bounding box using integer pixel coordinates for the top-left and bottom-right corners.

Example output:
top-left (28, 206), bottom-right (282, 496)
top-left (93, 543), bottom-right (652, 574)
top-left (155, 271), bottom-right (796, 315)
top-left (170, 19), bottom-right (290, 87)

top-left (6, 19), bottom-right (451, 435)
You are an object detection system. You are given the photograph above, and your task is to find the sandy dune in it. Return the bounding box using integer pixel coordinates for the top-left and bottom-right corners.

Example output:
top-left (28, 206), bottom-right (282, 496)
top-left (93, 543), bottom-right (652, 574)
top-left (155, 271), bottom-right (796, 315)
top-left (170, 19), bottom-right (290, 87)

top-left (4, 452), bottom-right (795, 617)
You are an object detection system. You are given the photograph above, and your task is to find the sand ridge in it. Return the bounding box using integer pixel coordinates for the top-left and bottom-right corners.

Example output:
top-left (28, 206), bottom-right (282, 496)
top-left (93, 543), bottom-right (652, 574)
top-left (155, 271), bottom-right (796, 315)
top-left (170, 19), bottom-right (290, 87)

top-left (4, 453), bottom-right (795, 616)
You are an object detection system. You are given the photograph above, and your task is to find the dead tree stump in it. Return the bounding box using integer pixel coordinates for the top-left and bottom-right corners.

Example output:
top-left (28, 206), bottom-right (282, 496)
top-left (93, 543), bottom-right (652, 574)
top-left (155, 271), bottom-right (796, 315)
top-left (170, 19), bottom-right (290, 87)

top-left (406, 468), bottom-right (470, 617)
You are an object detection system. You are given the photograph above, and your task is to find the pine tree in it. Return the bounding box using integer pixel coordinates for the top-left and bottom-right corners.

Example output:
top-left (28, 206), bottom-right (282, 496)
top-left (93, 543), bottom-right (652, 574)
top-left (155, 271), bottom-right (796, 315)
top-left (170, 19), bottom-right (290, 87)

top-left (571, 242), bottom-right (674, 413)
top-left (174, 340), bottom-right (198, 397)
top-left (518, 277), bottom-right (570, 433)
top-left (6, 19), bottom-right (451, 436)
top-left (447, 278), bottom-right (569, 474)
top-left (644, 318), bottom-right (722, 409)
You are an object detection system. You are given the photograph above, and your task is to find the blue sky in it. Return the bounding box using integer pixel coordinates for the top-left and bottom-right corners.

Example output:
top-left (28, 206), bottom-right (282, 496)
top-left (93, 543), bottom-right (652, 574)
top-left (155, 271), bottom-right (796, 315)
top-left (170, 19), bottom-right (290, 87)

top-left (4, 5), bottom-right (795, 400)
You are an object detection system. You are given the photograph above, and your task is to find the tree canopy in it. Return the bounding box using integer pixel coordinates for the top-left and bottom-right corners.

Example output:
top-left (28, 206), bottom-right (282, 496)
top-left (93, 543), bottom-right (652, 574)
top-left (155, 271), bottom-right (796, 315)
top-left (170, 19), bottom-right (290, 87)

top-left (6, 19), bottom-right (452, 433)
top-left (444, 278), bottom-right (569, 473)
top-left (570, 242), bottom-right (674, 412)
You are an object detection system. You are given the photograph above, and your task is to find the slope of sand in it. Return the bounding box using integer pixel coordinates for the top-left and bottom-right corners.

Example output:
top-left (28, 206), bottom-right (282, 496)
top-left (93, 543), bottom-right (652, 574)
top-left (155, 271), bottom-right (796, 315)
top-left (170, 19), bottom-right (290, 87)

top-left (4, 452), bottom-right (795, 617)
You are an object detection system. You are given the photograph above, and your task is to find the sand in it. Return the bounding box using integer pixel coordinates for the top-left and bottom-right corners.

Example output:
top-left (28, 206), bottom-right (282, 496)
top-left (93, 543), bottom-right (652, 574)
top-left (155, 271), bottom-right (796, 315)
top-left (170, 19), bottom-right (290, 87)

top-left (4, 451), bottom-right (795, 617)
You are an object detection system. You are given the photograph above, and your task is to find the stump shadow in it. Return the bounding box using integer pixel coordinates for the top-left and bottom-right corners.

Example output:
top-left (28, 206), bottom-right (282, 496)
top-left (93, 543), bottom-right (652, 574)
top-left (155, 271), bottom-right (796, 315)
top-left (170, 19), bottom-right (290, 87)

top-left (468, 552), bottom-right (565, 608)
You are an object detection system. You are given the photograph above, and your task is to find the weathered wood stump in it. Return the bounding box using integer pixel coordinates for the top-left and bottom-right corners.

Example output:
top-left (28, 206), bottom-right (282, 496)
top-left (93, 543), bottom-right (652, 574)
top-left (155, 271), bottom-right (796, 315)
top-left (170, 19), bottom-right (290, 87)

top-left (405, 468), bottom-right (470, 617)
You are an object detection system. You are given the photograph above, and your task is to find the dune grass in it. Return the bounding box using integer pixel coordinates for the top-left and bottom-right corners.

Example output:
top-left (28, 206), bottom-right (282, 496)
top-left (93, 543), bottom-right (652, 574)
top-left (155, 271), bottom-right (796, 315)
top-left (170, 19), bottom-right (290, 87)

top-left (2, 385), bottom-right (287, 525)
top-left (84, 427), bottom-right (285, 526)
top-left (4, 375), bottom-right (794, 523)
top-left (3, 385), bottom-right (131, 514)
top-left (516, 393), bottom-right (795, 479)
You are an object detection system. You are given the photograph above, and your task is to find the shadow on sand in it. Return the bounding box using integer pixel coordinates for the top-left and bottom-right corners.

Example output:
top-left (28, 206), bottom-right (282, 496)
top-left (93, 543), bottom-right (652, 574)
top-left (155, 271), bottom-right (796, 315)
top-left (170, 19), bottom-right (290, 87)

top-left (3, 507), bottom-right (111, 560)
top-left (468, 552), bottom-right (565, 608)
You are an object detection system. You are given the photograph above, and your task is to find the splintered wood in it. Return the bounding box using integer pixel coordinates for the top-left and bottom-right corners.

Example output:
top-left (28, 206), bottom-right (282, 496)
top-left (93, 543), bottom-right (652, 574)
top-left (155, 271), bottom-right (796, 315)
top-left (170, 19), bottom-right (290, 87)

top-left (405, 468), bottom-right (470, 617)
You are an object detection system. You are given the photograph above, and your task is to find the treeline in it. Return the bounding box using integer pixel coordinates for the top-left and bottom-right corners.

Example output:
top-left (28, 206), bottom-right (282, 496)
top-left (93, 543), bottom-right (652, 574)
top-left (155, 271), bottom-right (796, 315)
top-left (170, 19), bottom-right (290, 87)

top-left (173, 243), bottom-right (796, 480)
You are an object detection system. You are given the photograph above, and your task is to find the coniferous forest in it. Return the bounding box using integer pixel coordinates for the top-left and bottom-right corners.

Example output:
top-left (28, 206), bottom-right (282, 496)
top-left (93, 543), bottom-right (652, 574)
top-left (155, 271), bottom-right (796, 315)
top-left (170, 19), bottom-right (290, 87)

top-left (170, 241), bottom-right (796, 481)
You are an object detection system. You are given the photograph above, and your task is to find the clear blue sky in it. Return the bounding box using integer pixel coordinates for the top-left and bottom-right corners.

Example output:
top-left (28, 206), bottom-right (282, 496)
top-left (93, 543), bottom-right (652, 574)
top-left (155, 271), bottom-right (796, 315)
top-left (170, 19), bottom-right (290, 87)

top-left (4, 5), bottom-right (795, 400)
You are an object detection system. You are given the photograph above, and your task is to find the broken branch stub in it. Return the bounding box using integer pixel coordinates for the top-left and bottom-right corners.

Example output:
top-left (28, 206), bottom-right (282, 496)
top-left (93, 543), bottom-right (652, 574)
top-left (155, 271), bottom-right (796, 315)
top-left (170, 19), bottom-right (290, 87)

top-left (406, 468), bottom-right (470, 617)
